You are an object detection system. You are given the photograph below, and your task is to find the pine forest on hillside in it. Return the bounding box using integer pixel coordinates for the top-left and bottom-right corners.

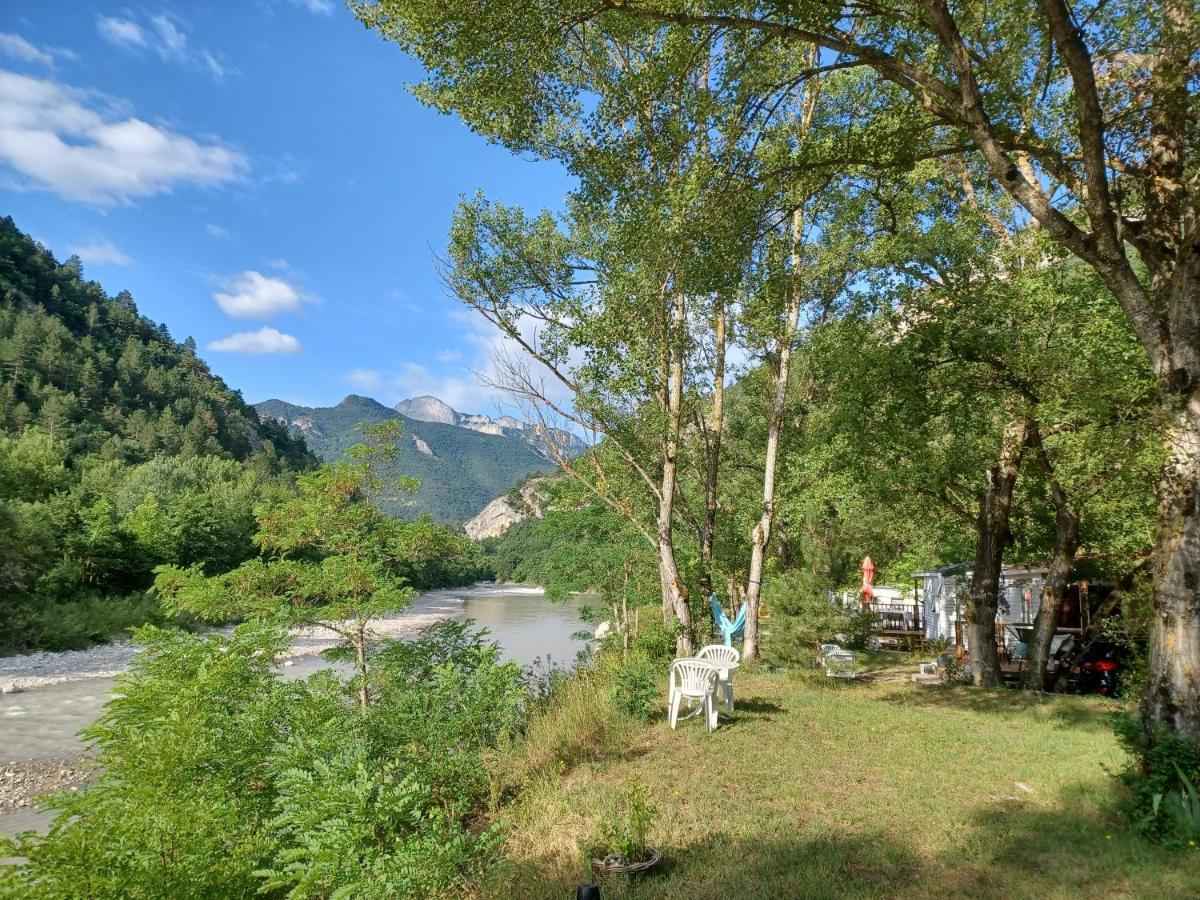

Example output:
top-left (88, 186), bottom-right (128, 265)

top-left (0, 219), bottom-right (483, 652)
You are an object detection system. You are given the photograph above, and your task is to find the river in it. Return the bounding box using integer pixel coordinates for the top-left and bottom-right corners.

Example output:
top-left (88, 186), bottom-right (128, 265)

top-left (0, 584), bottom-right (589, 839)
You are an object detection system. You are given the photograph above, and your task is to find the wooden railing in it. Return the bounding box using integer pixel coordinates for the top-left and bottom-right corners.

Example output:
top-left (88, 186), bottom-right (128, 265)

top-left (870, 602), bottom-right (922, 633)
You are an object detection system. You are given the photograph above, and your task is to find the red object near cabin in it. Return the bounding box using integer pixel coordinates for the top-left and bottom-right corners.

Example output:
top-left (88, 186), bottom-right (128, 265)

top-left (861, 556), bottom-right (875, 604)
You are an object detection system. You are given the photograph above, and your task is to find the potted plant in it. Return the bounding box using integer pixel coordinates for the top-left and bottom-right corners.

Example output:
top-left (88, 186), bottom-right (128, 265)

top-left (588, 783), bottom-right (662, 878)
top-left (927, 636), bottom-right (952, 669)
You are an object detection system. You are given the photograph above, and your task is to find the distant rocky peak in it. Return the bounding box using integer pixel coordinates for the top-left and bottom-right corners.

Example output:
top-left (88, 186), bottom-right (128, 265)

top-left (394, 395), bottom-right (458, 425)
top-left (393, 395), bottom-right (584, 459)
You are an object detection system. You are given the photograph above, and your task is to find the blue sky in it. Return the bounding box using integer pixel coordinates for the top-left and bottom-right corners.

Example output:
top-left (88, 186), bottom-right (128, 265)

top-left (0, 1), bottom-right (574, 413)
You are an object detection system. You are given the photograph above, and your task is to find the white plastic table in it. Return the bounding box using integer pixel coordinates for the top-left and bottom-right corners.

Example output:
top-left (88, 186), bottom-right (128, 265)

top-left (677, 656), bottom-right (740, 719)
top-left (709, 659), bottom-right (739, 715)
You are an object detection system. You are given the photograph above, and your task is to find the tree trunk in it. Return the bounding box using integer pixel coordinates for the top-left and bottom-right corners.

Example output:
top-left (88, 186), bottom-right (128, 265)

top-left (659, 291), bottom-right (692, 656)
top-left (354, 622), bottom-right (370, 713)
top-left (1023, 485), bottom-right (1080, 691)
top-left (968, 416), bottom-right (1030, 688)
top-left (743, 210), bottom-right (804, 661)
top-left (700, 300), bottom-right (726, 593)
top-left (1143, 395), bottom-right (1200, 740)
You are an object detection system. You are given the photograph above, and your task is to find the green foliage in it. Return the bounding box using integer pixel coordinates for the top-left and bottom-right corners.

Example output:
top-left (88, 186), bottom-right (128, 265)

top-left (1114, 716), bottom-right (1200, 846)
top-left (0, 429), bottom-right (286, 652)
top-left (0, 217), bottom-right (316, 652)
top-left (1156, 767), bottom-right (1200, 846)
top-left (629, 613), bottom-right (681, 665)
top-left (487, 493), bottom-right (661, 607)
top-left (0, 623), bottom-right (292, 898)
top-left (590, 782), bottom-right (658, 865)
top-left (255, 395), bottom-right (554, 524)
top-left (21, 592), bottom-right (167, 652)
top-left (0, 619), bottom-right (526, 899)
top-left (609, 654), bottom-right (660, 722)
top-left (841, 608), bottom-right (880, 653)
top-left (0, 217), bottom-right (312, 468)
top-left (759, 571), bottom-right (853, 668)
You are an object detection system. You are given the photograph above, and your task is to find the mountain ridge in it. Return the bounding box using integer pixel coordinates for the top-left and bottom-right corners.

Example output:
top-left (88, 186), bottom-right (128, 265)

top-left (393, 394), bottom-right (585, 457)
top-left (255, 394), bottom-right (555, 524)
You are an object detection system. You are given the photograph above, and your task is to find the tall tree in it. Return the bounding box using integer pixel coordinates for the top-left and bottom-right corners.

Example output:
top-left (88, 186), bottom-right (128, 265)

top-left (356, 0), bottom-right (1199, 741)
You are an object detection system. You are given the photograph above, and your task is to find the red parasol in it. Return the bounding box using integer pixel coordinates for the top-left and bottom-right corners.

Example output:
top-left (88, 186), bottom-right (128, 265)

top-left (861, 556), bottom-right (875, 604)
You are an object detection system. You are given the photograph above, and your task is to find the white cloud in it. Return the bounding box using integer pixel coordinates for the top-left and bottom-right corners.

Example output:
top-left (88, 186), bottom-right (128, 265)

top-left (448, 306), bottom-right (580, 412)
top-left (345, 368), bottom-right (383, 391)
top-left (202, 52), bottom-right (226, 79)
top-left (68, 238), bottom-right (132, 266)
top-left (0, 33), bottom-right (53, 67)
top-left (290, 0), bottom-right (337, 15)
top-left (214, 270), bottom-right (308, 319)
top-left (96, 14), bottom-right (230, 81)
top-left (0, 70), bottom-right (246, 204)
top-left (205, 223), bottom-right (229, 238)
top-left (207, 327), bottom-right (301, 355)
top-left (337, 307), bottom-right (578, 416)
top-left (150, 15), bottom-right (187, 58)
top-left (96, 17), bottom-right (147, 49)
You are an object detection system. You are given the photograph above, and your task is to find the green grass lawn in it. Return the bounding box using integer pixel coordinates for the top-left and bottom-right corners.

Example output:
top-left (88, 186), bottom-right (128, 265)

top-left (485, 657), bottom-right (1200, 899)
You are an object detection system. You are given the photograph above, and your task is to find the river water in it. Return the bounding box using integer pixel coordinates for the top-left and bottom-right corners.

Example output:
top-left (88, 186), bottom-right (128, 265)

top-left (0, 584), bottom-right (588, 838)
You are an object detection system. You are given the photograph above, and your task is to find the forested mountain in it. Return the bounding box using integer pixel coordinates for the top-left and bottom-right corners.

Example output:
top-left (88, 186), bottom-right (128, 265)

top-left (0, 217), bottom-right (313, 469)
top-left (0, 217), bottom-right (318, 652)
top-left (256, 395), bottom-right (555, 523)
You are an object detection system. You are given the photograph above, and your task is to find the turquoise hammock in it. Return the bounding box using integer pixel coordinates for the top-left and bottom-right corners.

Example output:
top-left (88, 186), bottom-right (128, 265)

top-left (708, 593), bottom-right (747, 646)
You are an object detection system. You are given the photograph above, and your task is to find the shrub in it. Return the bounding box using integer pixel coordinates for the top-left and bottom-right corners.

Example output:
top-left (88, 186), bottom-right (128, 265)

top-left (629, 611), bottom-right (679, 664)
top-left (28, 591), bottom-right (168, 651)
top-left (0, 624), bottom-right (291, 898)
top-left (588, 782), bottom-right (658, 865)
top-left (759, 572), bottom-right (853, 668)
top-left (1114, 714), bottom-right (1200, 846)
top-left (840, 606), bottom-right (878, 651)
top-left (610, 654), bottom-right (660, 721)
top-left (0, 620), bottom-right (526, 899)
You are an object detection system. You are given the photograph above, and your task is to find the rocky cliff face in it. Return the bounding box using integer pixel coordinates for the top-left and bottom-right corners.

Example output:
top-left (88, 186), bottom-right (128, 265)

top-left (393, 395), bottom-right (584, 458)
top-left (394, 395), bottom-right (458, 425)
top-left (463, 481), bottom-right (546, 540)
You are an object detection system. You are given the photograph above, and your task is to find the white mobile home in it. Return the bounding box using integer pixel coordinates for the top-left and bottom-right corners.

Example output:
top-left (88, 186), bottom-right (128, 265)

top-left (914, 563), bottom-right (1054, 651)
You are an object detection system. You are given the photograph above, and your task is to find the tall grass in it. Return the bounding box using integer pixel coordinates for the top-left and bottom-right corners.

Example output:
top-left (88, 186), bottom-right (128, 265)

top-left (492, 664), bottom-right (643, 797)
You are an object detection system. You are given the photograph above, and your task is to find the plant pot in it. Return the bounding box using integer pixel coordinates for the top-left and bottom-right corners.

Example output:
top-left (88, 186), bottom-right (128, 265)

top-left (591, 849), bottom-right (662, 879)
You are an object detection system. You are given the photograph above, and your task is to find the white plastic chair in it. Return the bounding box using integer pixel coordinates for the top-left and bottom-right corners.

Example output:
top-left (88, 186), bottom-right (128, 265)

top-left (696, 644), bottom-right (739, 714)
top-left (667, 658), bottom-right (719, 733)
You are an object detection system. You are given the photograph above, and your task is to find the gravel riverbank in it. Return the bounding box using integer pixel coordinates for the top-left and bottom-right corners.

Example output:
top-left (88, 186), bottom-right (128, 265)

top-left (1, 757), bottom-right (95, 815)
top-left (0, 642), bottom-right (139, 694)
top-left (0, 585), bottom-right (482, 693)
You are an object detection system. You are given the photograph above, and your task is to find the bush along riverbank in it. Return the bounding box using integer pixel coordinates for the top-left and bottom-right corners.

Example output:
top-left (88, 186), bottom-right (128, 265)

top-left (0, 620), bottom-right (526, 897)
